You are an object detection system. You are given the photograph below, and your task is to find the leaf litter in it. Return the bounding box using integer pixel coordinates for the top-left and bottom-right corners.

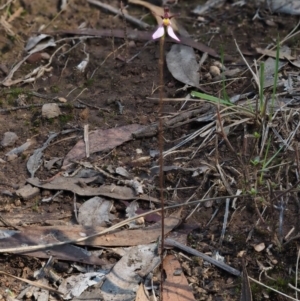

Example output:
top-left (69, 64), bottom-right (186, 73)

top-left (3, 0), bottom-right (300, 300)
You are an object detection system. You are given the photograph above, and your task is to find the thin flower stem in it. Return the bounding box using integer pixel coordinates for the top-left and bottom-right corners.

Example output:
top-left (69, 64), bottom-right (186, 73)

top-left (159, 34), bottom-right (165, 301)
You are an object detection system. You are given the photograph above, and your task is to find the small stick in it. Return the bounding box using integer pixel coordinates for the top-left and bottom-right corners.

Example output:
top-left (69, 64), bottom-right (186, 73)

top-left (165, 238), bottom-right (241, 276)
top-left (158, 31), bottom-right (165, 301)
top-left (87, 0), bottom-right (149, 29)
top-left (120, 1), bottom-right (129, 62)
top-left (77, 99), bottom-right (110, 112)
top-left (116, 100), bottom-right (124, 114)
top-left (84, 124), bottom-right (90, 158)
top-left (73, 193), bottom-right (79, 224)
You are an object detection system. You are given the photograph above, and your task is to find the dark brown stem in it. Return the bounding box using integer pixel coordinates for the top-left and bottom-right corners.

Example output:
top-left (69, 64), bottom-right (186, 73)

top-left (159, 35), bottom-right (165, 301)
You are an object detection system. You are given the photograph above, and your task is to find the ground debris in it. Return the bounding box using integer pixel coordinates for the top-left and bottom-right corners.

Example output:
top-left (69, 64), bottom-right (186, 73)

top-left (99, 243), bottom-right (159, 301)
top-left (163, 254), bottom-right (196, 301)
top-left (58, 271), bottom-right (107, 300)
top-left (27, 132), bottom-right (58, 178)
top-left (41, 103), bottom-right (62, 119)
top-left (26, 177), bottom-right (161, 202)
top-left (78, 196), bottom-right (116, 227)
top-left (15, 184), bottom-right (40, 200)
top-left (63, 124), bottom-right (145, 167)
top-left (1, 131), bottom-right (18, 147)
top-left (166, 44), bottom-right (200, 88)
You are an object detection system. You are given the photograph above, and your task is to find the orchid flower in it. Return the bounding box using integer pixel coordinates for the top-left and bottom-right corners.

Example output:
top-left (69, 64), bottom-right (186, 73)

top-left (152, 7), bottom-right (180, 42)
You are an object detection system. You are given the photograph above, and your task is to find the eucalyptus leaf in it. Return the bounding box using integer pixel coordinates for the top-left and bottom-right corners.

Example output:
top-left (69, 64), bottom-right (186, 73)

top-left (166, 44), bottom-right (200, 88)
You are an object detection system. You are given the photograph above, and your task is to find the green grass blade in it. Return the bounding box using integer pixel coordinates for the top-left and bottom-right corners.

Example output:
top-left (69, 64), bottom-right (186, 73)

top-left (191, 91), bottom-right (233, 106)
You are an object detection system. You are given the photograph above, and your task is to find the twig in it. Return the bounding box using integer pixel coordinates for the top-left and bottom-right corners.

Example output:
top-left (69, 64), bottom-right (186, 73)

top-left (116, 100), bottom-right (124, 114)
top-left (77, 99), bottom-right (110, 112)
top-left (87, 0), bottom-right (150, 29)
top-left (73, 193), bottom-right (79, 224)
top-left (164, 238), bottom-right (241, 276)
top-left (158, 32), bottom-right (165, 301)
top-left (0, 270), bottom-right (62, 295)
top-left (0, 195), bottom-right (243, 255)
top-left (120, 1), bottom-right (129, 61)
top-left (219, 198), bottom-right (230, 245)
top-left (84, 124), bottom-right (90, 158)
top-left (295, 246), bottom-right (300, 299)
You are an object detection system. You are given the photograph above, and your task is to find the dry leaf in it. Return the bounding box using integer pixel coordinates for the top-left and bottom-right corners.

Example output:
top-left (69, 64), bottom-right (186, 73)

top-left (63, 124), bottom-right (144, 166)
top-left (135, 284), bottom-right (149, 301)
top-left (78, 196), bottom-right (115, 227)
top-left (255, 47), bottom-right (295, 60)
top-left (166, 44), bottom-right (200, 88)
top-left (163, 255), bottom-right (196, 301)
top-left (26, 177), bottom-right (160, 203)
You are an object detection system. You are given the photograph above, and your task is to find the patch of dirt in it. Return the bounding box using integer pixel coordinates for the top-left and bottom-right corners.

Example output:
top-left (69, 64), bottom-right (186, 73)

top-left (0, 0), bottom-right (300, 300)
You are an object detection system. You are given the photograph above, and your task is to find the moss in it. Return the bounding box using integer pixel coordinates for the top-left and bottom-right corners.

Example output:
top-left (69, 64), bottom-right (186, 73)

top-left (50, 85), bottom-right (60, 93)
top-left (20, 153), bottom-right (27, 161)
top-left (250, 282), bottom-right (262, 300)
top-left (59, 114), bottom-right (73, 125)
top-left (10, 88), bottom-right (26, 97)
top-left (85, 78), bottom-right (95, 87)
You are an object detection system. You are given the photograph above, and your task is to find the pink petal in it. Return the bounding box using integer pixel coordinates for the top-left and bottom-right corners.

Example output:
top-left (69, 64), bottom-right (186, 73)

top-left (152, 26), bottom-right (165, 40)
top-left (167, 26), bottom-right (180, 41)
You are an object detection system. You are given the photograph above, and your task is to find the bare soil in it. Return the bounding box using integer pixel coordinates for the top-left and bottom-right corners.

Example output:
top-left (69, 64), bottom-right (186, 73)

top-left (0, 1), bottom-right (300, 300)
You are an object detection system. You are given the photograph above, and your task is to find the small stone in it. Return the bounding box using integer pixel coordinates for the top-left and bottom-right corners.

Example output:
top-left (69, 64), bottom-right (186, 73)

top-left (16, 184), bottom-right (40, 200)
top-left (58, 97), bottom-right (67, 103)
top-left (136, 148), bottom-right (143, 154)
top-left (41, 189), bottom-right (51, 197)
top-left (40, 52), bottom-right (50, 60)
top-left (254, 242), bottom-right (265, 252)
top-left (212, 61), bottom-right (225, 71)
top-left (1, 132), bottom-right (18, 147)
top-left (79, 107), bottom-right (89, 120)
top-left (42, 103), bottom-right (62, 119)
top-left (209, 65), bottom-right (221, 77)
top-left (128, 41), bottom-right (136, 48)
top-left (15, 199), bottom-right (22, 206)
top-left (6, 154), bottom-right (18, 161)
top-left (204, 72), bottom-right (212, 80)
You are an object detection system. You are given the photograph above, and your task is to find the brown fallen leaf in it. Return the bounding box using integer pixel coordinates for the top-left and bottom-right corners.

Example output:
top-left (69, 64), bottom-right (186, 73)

top-left (26, 177), bottom-right (161, 203)
top-left (63, 124), bottom-right (145, 166)
top-left (255, 47), bottom-right (295, 60)
top-left (135, 283), bottom-right (149, 301)
top-left (163, 254), bottom-right (196, 301)
top-left (0, 211), bottom-right (71, 227)
top-left (0, 210), bottom-right (182, 262)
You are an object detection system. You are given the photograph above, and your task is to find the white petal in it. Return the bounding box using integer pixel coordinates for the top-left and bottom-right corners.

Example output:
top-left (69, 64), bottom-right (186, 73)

top-left (152, 26), bottom-right (165, 40)
top-left (167, 26), bottom-right (180, 41)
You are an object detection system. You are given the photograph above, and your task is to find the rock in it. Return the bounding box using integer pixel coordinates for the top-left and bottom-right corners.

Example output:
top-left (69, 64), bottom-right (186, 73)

top-left (42, 103), bottom-right (62, 119)
top-left (16, 184), bottom-right (40, 200)
top-left (1, 132), bottom-right (18, 147)
top-left (6, 154), bottom-right (18, 161)
top-left (58, 97), bottom-right (67, 103)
